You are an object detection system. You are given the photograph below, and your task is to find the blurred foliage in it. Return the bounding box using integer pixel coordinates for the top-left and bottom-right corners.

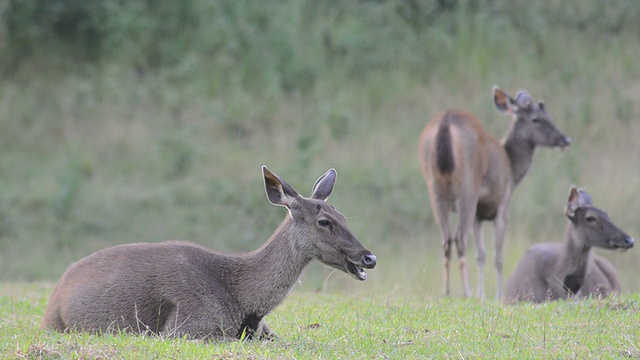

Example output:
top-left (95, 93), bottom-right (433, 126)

top-left (3, 0), bottom-right (639, 90)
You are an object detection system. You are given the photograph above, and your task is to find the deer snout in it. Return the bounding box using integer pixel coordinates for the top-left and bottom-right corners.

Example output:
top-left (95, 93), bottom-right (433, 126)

top-left (557, 136), bottom-right (571, 149)
top-left (361, 253), bottom-right (377, 269)
top-left (614, 236), bottom-right (634, 252)
top-left (623, 236), bottom-right (634, 248)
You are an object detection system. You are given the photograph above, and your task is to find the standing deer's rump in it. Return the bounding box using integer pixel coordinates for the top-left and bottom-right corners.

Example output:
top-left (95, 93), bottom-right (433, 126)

top-left (504, 187), bottom-right (634, 303)
top-left (41, 166), bottom-right (377, 340)
top-left (419, 87), bottom-right (570, 299)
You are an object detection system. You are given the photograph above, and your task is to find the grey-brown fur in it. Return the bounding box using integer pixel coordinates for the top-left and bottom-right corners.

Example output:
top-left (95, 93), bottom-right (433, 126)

top-left (504, 187), bottom-right (634, 303)
top-left (42, 166), bottom-right (377, 340)
top-left (419, 87), bottom-right (571, 299)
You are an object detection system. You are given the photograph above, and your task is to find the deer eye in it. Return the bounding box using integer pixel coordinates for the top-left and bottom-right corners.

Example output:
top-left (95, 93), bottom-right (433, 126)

top-left (318, 219), bottom-right (332, 227)
top-left (585, 215), bottom-right (597, 224)
top-left (532, 117), bottom-right (541, 124)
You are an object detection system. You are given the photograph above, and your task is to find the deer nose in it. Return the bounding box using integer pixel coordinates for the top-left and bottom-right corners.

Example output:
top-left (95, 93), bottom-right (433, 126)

top-left (624, 237), bottom-right (634, 248)
top-left (362, 254), bottom-right (377, 268)
top-left (556, 136), bottom-right (571, 148)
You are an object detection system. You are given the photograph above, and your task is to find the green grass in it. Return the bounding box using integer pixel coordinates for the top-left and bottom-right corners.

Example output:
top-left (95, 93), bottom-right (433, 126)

top-left (1, 283), bottom-right (639, 359)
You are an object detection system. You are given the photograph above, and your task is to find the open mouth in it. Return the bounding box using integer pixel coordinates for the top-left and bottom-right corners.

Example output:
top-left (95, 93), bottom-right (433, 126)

top-left (346, 259), bottom-right (367, 281)
top-left (610, 242), bottom-right (633, 252)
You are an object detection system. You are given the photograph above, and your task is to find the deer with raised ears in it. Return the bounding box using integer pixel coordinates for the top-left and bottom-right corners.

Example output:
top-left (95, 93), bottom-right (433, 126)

top-left (419, 87), bottom-right (571, 299)
top-left (504, 187), bottom-right (634, 303)
top-left (42, 166), bottom-right (376, 340)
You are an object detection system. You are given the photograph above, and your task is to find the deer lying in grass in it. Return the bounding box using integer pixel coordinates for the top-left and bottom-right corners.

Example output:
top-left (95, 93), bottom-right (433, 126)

top-left (419, 87), bottom-right (571, 299)
top-left (504, 187), bottom-right (634, 303)
top-left (42, 166), bottom-right (377, 340)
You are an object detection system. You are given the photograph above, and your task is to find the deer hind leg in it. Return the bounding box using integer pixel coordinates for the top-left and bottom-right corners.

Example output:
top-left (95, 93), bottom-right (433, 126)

top-left (455, 195), bottom-right (476, 298)
top-left (437, 211), bottom-right (453, 297)
top-left (443, 233), bottom-right (453, 297)
top-left (429, 187), bottom-right (453, 296)
top-left (41, 303), bottom-right (67, 332)
top-left (161, 303), bottom-right (233, 340)
top-left (473, 218), bottom-right (486, 299)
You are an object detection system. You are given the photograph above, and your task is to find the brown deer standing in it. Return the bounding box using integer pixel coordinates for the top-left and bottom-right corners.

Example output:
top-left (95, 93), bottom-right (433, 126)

top-left (504, 187), bottom-right (634, 303)
top-left (42, 166), bottom-right (377, 340)
top-left (419, 87), bottom-right (571, 299)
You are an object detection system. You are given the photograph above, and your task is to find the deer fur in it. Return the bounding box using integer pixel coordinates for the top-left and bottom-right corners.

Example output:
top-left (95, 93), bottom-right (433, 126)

top-left (504, 187), bottom-right (634, 303)
top-left (41, 166), bottom-right (377, 340)
top-left (419, 87), bottom-right (571, 299)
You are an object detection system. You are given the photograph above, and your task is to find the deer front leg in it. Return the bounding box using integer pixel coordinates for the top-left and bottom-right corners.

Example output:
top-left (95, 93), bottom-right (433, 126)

top-left (256, 320), bottom-right (278, 340)
top-left (494, 198), bottom-right (510, 300)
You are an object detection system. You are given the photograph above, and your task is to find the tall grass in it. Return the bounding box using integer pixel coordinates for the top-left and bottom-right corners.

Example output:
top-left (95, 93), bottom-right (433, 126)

top-left (0, 0), bottom-right (638, 299)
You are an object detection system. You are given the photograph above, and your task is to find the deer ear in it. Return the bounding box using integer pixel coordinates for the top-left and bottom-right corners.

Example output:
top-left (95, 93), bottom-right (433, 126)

top-left (565, 186), bottom-right (581, 218)
top-left (577, 189), bottom-right (593, 207)
top-left (311, 168), bottom-right (336, 201)
top-left (493, 86), bottom-right (518, 114)
top-left (263, 166), bottom-right (299, 208)
top-left (514, 90), bottom-right (533, 110)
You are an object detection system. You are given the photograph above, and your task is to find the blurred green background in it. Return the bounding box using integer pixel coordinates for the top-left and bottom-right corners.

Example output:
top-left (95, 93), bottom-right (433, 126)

top-left (0, 0), bottom-right (638, 299)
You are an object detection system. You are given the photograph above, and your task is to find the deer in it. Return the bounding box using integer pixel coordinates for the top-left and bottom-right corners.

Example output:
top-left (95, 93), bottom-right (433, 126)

top-left (504, 187), bottom-right (634, 303)
top-left (41, 166), bottom-right (377, 340)
top-left (419, 87), bottom-right (571, 299)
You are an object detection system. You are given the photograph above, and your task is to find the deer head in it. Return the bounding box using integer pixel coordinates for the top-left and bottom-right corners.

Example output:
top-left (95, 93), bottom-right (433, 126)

top-left (263, 166), bottom-right (377, 280)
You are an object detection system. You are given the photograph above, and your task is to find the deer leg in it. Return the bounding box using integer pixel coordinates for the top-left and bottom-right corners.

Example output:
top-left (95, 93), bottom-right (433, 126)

top-left (443, 234), bottom-right (453, 297)
top-left (494, 202), bottom-right (509, 299)
top-left (455, 194), bottom-right (476, 298)
top-left (257, 320), bottom-right (278, 340)
top-left (473, 219), bottom-right (486, 300)
top-left (439, 219), bottom-right (453, 297)
top-left (454, 230), bottom-right (472, 298)
top-left (428, 185), bottom-right (453, 297)
top-left (161, 303), bottom-right (235, 340)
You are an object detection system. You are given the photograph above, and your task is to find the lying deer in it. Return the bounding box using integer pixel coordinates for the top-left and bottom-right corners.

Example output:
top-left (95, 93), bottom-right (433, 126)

top-left (42, 166), bottom-right (377, 340)
top-left (419, 87), bottom-right (571, 299)
top-left (504, 187), bottom-right (634, 303)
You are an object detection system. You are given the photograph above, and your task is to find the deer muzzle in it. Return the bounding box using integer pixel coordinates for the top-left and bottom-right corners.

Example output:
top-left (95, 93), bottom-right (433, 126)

top-left (346, 253), bottom-right (377, 281)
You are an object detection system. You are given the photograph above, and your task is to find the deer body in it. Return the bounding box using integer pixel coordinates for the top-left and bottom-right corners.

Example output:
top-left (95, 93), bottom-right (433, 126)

top-left (419, 87), bottom-right (570, 299)
top-left (504, 244), bottom-right (619, 302)
top-left (504, 187), bottom-right (634, 303)
top-left (42, 167), bottom-right (377, 340)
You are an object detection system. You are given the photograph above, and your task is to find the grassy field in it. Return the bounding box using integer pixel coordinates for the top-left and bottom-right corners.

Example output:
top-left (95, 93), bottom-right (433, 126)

top-left (1, 282), bottom-right (639, 359)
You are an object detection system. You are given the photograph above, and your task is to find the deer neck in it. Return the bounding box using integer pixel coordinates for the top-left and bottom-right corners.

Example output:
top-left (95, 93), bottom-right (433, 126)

top-left (556, 224), bottom-right (592, 294)
top-left (503, 131), bottom-right (536, 186)
top-left (237, 217), bottom-right (311, 315)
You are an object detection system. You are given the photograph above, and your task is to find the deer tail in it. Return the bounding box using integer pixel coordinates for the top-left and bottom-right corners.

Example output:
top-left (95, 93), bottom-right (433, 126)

top-left (435, 113), bottom-right (455, 174)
